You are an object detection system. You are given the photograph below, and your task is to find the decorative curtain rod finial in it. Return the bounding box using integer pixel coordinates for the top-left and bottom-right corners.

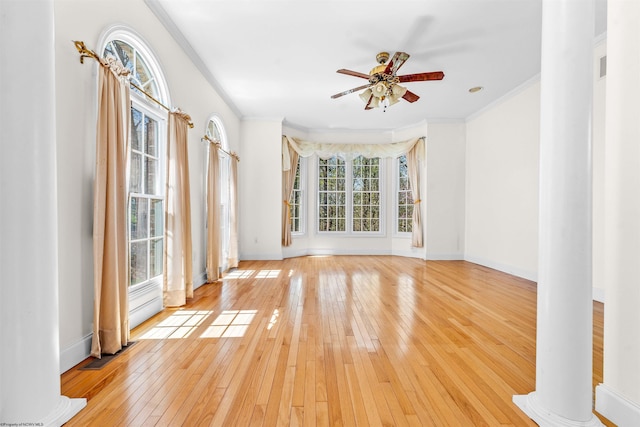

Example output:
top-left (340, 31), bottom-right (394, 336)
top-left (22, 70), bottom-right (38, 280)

top-left (72, 40), bottom-right (100, 64)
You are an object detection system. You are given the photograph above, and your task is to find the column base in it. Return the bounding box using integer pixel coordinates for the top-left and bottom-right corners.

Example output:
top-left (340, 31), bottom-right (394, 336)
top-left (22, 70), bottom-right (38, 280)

top-left (513, 392), bottom-right (604, 427)
top-left (39, 395), bottom-right (87, 427)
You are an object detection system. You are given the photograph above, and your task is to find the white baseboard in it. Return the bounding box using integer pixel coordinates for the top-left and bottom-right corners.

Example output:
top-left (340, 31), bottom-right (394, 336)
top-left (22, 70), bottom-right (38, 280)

top-left (464, 254), bottom-right (538, 282)
top-left (464, 255), bottom-right (605, 303)
top-left (239, 252), bottom-right (284, 261)
top-left (596, 383), bottom-right (640, 426)
top-left (193, 271), bottom-right (208, 290)
top-left (281, 248), bottom-right (394, 259)
top-left (426, 253), bottom-right (464, 260)
top-left (60, 333), bottom-right (92, 374)
top-left (592, 287), bottom-right (605, 303)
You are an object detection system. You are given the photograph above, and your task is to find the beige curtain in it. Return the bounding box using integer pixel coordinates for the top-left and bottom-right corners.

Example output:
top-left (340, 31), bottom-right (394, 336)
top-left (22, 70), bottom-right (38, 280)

top-left (91, 57), bottom-right (131, 358)
top-left (228, 155), bottom-right (239, 268)
top-left (282, 138), bottom-right (300, 246)
top-left (206, 142), bottom-right (221, 281)
top-left (164, 110), bottom-right (193, 307)
top-left (407, 139), bottom-right (424, 248)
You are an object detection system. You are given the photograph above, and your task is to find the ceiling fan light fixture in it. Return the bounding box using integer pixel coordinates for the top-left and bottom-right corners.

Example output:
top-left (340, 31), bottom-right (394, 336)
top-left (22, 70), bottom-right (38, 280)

top-left (359, 88), bottom-right (373, 103)
top-left (391, 84), bottom-right (407, 97)
top-left (372, 82), bottom-right (387, 98)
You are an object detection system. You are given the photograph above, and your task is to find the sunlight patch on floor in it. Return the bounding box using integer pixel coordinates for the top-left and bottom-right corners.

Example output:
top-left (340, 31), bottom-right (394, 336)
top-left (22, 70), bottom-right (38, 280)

top-left (256, 270), bottom-right (281, 279)
top-left (200, 309), bottom-right (258, 338)
top-left (224, 269), bottom-right (255, 279)
top-left (138, 309), bottom-right (212, 340)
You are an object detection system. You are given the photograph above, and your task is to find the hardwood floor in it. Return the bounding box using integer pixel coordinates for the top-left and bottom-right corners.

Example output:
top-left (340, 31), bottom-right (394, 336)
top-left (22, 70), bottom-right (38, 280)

top-left (61, 256), bottom-right (612, 426)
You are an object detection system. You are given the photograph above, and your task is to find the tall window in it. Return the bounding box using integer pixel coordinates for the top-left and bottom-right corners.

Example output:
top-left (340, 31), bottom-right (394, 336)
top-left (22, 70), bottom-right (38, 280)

top-left (352, 156), bottom-right (381, 232)
top-left (289, 157), bottom-right (304, 234)
top-left (129, 108), bottom-right (164, 286)
top-left (317, 155), bottom-right (382, 233)
top-left (103, 37), bottom-right (168, 290)
top-left (397, 154), bottom-right (413, 233)
top-left (206, 117), bottom-right (231, 271)
top-left (318, 157), bottom-right (346, 232)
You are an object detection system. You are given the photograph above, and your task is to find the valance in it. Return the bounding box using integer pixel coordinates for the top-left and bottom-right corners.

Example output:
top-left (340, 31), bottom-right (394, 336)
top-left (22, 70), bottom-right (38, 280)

top-left (282, 135), bottom-right (425, 171)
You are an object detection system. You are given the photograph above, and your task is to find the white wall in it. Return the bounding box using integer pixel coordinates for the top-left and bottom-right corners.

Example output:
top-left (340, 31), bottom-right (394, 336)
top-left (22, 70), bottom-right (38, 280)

top-left (464, 81), bottom-right (541, 281)
top-left (463, 40), bottom-right (608, 289)
top-left (596, 1), bottom-right (640, 423)
top-left (54, 0), bottom-right (240, 372)
top-left (592, 38), bottom-right (607, 303)
top-left (239, 119), bottom-right (284, 260)
top-left (424, 122), bottom-right (466, 259)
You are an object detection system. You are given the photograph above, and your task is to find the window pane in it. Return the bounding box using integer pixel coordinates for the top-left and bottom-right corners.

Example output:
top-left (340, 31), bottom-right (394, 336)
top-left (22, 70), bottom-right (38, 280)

top-left (130, 152), bottom-right (143, 193)
top-left (145, 116), bottom-right (158, 156)
top-left (130, 197), bottom-right (148, 240)
top-left (131, 108), bottom-right (142, 151)
top-left (112, 40), bottom-right (134, 74)
top-left (150, 199), bottom-right (163, 237)
top-left (130, 241), bottom-right (148, 286)
top-left (145, 157), bottom-right (159, 195)
top-left (136, 53), bottom-right (158, 99)
top-left (150, 238), bottom-right (163, 278)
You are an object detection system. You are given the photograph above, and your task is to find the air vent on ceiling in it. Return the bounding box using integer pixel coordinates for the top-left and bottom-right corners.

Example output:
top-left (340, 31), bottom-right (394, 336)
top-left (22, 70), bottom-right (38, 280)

top-left (599, 55), bottom-right (607, 78)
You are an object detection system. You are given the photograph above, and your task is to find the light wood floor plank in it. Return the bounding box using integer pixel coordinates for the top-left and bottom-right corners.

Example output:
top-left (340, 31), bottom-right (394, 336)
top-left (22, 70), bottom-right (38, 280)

top-left (61, 256), bottom-right (614, 426)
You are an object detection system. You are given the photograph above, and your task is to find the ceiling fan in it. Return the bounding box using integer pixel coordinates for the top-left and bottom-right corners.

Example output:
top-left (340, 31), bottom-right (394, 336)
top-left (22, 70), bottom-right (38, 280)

top-left (331, 51), bottom-right (444, 111)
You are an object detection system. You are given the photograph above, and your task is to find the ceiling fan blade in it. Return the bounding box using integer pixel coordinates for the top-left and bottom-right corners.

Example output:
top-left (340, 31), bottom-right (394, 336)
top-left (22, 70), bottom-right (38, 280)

top-left (331, 83), bottom-right (372, 99)
top-left (337, 69), bottom-right (371, 80)
top-left (384, 51), bottom-right (410, 76)
top-left (398, 71), bottom-right (445, 83)
top-left (364, 93), bottom-right (376, 110)
top-left (402, 90), bottom-right (420, 103)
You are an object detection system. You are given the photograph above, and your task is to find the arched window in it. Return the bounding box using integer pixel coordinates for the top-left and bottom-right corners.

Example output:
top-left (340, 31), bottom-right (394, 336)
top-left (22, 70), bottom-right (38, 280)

top-left (100, 27), bottom-right (170, 328)
top-left (206, 116), bottom-right (231, 272)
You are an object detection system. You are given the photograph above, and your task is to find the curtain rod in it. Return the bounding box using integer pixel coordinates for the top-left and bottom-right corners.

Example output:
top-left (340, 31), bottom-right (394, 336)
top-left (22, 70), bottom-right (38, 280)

top-left (73, 40), bottom-right (194, 128)
top-left (201, 135), bottom-right (240, 162)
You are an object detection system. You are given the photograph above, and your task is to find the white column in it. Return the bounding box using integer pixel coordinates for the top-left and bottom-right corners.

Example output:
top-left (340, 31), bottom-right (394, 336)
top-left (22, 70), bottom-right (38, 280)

top-left (513, 0), bottom-right (603, 425)
top-left (0, 0), bottom-right (86, 425)
top-left (595, 0), bottom-right (640, 425)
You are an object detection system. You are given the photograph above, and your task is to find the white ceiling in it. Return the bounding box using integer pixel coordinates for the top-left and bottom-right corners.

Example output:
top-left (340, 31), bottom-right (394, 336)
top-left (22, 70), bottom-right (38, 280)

top-left (149, 0), bottom-right (607, 132)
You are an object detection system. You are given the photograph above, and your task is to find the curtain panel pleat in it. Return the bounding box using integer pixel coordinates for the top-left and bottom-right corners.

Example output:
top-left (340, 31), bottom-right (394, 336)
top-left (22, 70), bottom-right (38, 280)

top-left (407, 139), bottom-right (424, 248)
top-left (282, 137), bottom-right (300, 246)
top-left (206, 143), bottom-right (221, 281)
top-left (228, 156), bottom-right (239, 268)
top-left (91, 60), bottom-right (130, 358)
top-left (163, 111), bottom-right (193, 307)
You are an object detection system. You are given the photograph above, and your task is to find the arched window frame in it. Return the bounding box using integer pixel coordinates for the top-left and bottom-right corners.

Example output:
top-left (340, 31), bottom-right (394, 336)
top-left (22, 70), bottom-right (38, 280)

top-left (98, 25), bottom-right (171, 328)
top-left (205, 115), bottom-right (232, 272)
